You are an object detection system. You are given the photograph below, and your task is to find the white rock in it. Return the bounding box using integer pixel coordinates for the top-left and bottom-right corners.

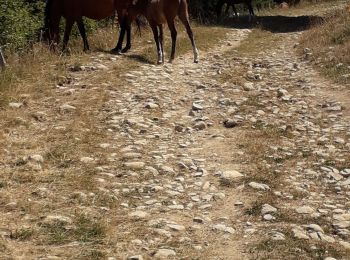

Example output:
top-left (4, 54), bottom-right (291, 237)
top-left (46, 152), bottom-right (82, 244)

top-left (60, 104), bottom-right (76, 112)
top-left (270, 231), bottom-right (285, 241)
top-left (263, 214), bottom-right (275, 221)
top-left (292, 227), bottom-right (309, 240)
top-left (212, 224), bottom-right (235, 234)
top-left (129, 211), bottom-right (148, 220)
top-left (124, 162), bottom-right (145, 170)
top-left (167, 224), bottom-right (185, 231)
top-left (9, 102), bottom-right (23, 108)
top-left (261, 204), bottom-right (277, 215)
top-left (221, 170), bottom-right (244, 181)
top-left (30, 154), bottom-right (44, 163)
top-left (248, 182), bottom-right (270, 191)
top-left (80, 157), bottom-right (94, 163)
top-left (296, 206), bottom-right (315, 214)
top-left (145, 102), bottom-right (159, 109)
top-left (154, 249), bottom-right (176, 259)
top-left (304, 224), bottom-right (324, 233)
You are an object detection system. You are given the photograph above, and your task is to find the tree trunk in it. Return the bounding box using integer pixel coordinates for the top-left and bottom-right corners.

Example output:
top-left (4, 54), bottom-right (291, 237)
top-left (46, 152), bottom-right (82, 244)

top-left (0, 48), bottom-right (5, 68)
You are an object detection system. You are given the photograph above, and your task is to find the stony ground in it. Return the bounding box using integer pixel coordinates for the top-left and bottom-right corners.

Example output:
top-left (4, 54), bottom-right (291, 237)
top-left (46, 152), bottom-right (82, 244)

top-left (1, 2), bottom-right (350, 260)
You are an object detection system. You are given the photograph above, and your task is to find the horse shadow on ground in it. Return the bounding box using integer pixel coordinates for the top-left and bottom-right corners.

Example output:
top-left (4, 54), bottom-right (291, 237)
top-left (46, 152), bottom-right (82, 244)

top-left (125, 54), bottom-right (153, 64)
top-left (95, 48), bottom-right (154, 64)
top-left (220, 15), bottom-right (324, 33)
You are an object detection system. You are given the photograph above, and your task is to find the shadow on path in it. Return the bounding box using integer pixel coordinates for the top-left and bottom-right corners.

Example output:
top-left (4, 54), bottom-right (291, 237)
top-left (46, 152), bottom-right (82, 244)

top-left (220, 15), bottom-right (323, 33)
top-left (125, 54), bottom-right (153, 64)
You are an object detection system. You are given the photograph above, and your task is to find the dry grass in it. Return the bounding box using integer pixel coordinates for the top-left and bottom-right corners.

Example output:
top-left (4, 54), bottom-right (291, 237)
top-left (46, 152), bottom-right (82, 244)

top-left (235, 29), bottom-right (282, 55)
top-left (299, 7), bottom-right (350, 84)
top-left (250, 234), bottom-right (350, 260)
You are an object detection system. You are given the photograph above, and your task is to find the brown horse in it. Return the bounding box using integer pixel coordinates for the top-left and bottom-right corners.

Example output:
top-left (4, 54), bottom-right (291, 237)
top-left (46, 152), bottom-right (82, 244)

top-left (117, 0), bottom-right (199, 64)
top-left (43, 0), bottom-right (130, 52)
top-left (216, 0), bottom-right (255, 20)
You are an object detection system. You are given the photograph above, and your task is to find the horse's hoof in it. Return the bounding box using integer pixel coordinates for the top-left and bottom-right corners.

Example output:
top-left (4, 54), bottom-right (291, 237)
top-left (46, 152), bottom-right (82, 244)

top-left (194, 59), bottom-right (199, 64)
top-left (121, 47), bottom-right (130, 53)
top-left (111, 48), bottom-right (122, 55)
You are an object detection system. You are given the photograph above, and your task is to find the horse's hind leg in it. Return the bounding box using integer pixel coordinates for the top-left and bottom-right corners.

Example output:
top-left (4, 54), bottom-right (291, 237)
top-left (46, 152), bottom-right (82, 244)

top-left (77, 19), bottom-right (89, 52)
top-left (232, 5), bottom-right (238, 18)
top-left (179, 15), bottom-right (199, 63)
top-left (112, 16), bottom-right (127, 54)
top-left (63, 19), bottom-right (74, 52)
top-left (122, 20), bottom-right (132, 53)
top-left (159, 25), bottom-right (164, 63)
top-left (167, 20), bottom-right (177, 63)
top-left (151, 24), bottom-right (162, 64)
top-left (247, 2), bottom-right (255, 22)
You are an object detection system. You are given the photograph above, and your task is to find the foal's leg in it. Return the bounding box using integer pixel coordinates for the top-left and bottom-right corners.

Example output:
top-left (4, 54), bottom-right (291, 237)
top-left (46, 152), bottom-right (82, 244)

top-left (158, 25), bottom-right (164, 63)
top-left (247, 2), bottom-right (255, 22)
top-left (167, 20), bottom-right (177, 62)
top-left (112, 17), bottom-right (127, 54)
top-left (63, 19), bottom-right (75, 52)
top-left (224, 3), bottom-right (230, 16)
top-left (151, 25), bottom-right (162, 64)
top-left (122, 20), bottom-right (132, 53)
top-left (179, 16), bottom-right (199, 63)
top-left (77, 19), bottom-right (89, 52)
top-left (232, 5), bottom-right (238, 18)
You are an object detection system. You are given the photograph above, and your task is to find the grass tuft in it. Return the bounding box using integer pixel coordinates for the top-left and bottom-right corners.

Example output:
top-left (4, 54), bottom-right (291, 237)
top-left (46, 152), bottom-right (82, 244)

top-left (299, 7), bottom-right (350, 84)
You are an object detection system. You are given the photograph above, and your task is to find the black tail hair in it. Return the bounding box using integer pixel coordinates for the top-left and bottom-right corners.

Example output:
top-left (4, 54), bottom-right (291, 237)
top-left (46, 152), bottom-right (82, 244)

top-left (44, 0), bottom-right (53, 31)
top-left (134, 16), bottom-right (147, 37)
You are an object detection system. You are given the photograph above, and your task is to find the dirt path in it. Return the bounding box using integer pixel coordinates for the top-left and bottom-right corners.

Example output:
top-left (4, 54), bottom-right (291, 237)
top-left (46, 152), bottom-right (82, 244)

top-left (1, 2), bottom-right (350, 259)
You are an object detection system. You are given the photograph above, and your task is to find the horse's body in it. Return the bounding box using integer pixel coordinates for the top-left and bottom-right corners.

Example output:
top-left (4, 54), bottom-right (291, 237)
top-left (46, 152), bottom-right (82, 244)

top-left (216, 0), bottom-right (255, 20)
top-left (44, 0), bottom-right (129, 51)
top-left (116, 0), bottom-right (199, 64)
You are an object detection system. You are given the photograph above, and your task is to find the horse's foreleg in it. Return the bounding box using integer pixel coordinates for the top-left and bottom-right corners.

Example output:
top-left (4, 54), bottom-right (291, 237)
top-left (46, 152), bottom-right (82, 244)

top-left (167, 21), bottom-right (177, 63)
top-left (151, 25), bottom-right (162, 65)
top-left (224, 4), bottom-right (230, 15)
top-left (232, 5), bottom-right (238, 18)
top-left (63, 19), bottom-right (74, 52)
top-left (179, 18), bottom-right (199, 63)
top-left (247, 3), bottom-right (255, 22)
top-left (112, 17), bottom-right (127, 54)
top-left (159, 25), bottom-right (164, 64)
top-left (122, 20), bottom-right (132, 53)
top-left (77, 19), bottom-right (89, 52)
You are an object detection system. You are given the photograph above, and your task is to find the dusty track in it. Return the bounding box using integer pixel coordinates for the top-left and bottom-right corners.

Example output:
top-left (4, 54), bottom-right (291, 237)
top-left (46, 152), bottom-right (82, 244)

top-left (0, 2), bottom-right (349, 259)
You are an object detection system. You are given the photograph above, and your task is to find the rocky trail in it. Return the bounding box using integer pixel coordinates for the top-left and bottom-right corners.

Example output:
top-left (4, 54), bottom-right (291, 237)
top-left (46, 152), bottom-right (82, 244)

top-left (1, 2), bottom-right (350, 259)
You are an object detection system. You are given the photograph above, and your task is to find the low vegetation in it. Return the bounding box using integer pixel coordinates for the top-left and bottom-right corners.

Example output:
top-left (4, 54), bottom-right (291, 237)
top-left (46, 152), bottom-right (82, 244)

top-left (299, 6), bottom-right (350, 84)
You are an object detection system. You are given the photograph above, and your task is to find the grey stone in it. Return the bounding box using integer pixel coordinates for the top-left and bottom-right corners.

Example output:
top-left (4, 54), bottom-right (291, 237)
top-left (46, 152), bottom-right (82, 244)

top-left (248, 182), bottom-right (270, 191)
top-left (261, 204), bottom-right (277, 215)
top-left (154, 249), bottom-right (176, 259)
top-left (296, 206), bottom-right (315, 214)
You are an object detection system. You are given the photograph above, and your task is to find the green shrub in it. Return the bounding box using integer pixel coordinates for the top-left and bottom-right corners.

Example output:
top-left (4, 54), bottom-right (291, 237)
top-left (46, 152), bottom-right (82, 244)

top-left (0, 0), bottom-right (44, 51)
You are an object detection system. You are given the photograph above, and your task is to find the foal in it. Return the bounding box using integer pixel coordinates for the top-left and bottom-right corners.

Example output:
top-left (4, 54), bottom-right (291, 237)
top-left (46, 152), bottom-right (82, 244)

top-left (216, 0), bottom-right (255, 21)
top-left (118, 0), bottom-right (199, 64)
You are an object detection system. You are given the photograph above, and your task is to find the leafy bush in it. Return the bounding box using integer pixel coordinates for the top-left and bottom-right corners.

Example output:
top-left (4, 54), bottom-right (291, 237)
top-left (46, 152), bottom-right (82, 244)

top-left (0, 0), bottom-right (104, 52)
top-left (0, 0), bottom-right (44, 51)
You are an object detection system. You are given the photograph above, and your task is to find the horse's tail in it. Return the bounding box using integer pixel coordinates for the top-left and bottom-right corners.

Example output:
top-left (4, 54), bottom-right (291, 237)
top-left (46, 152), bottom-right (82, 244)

top-left (216, 0), bottom-right (226, 17)
top-left (134, 16), bottom-right (147, 37)
top-left (44, 0), bottom-right (53, 32)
